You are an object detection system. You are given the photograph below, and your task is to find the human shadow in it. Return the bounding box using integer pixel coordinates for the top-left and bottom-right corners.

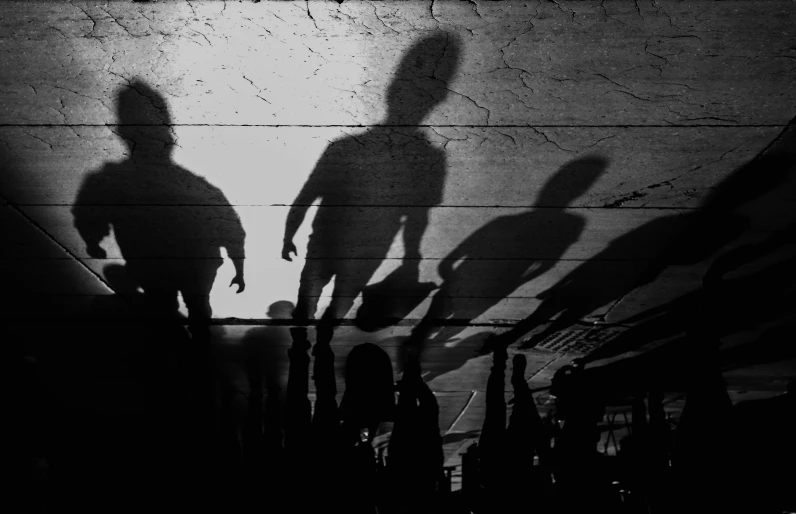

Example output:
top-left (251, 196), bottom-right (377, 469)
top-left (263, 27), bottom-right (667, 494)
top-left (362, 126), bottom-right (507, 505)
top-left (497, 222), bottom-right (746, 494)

top-left (239, 302), bottom-right (291, 509)
top-left (499, 119), bottom-right (796, 349)
top-left (403, 156), bottom-right (608, 364)
top-left (470, 351), bottom-right (556, 512)
top-left (281, 32), bottom-right (461, 345)
top-left (581, 221), bottom-right (796, 371)
top-left (72, 78), bottom-right (246, 339)
top-left (283, 335), bottom-right (394, 512)
top-left (68, 79), bottom-right (248, 511)
top-left (387, 358), bottom-right (444, 511)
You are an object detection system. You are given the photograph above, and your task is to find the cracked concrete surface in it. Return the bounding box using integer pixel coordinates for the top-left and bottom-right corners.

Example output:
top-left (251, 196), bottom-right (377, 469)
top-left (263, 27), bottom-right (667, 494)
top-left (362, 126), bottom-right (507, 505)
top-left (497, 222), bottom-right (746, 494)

top-left (3, 2), bottom-right (796, 478)
top-left (0, 2), bottom-right (794, 330)
top-left (2, 1), bottom-right (796, 322)
top-left (0, 1), bottom-right (794, 126)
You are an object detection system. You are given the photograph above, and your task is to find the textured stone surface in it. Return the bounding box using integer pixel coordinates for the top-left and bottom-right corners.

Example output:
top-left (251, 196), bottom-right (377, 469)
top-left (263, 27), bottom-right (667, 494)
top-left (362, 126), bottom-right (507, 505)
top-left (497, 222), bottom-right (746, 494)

top-left (3, 2), bottom-right (796, 467)
top-left (2, 1), bottom-right (795, 126)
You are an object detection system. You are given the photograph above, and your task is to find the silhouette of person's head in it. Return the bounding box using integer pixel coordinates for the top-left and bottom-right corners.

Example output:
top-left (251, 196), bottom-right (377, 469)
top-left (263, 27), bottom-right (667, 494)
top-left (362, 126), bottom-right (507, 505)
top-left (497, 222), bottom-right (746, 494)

top-left (267, 301), bottom-right (295, 320)
top-left (340, 343), bottom-right (395, 430)
top-left (535, 156), bottom-right (608, 207)
top-left (114, 78), bottom-right (175, 155)
top-left (385, 32), bottom-right (462, 125)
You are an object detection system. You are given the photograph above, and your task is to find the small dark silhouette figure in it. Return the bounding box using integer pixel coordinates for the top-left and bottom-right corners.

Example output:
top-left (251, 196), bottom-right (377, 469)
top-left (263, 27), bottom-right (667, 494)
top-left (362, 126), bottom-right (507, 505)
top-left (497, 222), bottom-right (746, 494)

top-left (671, 335), bottom-right (741, 514)
top-left (282, 33), bottom-right (461, 347)
top-left (475, 344), bottom-right (510, 511)
top-left (72, 79), bottom-right (246, 336)
top-left (240, 301), bottom-right (292, 466)
top-left (387, 357), bottom-right (444, 512)
top-left (506, 354), bottom-right (553, 502)
top-left (246, 301), bottom-right (291, 451)
top-left (338, 344), bottom-right (395, 514)
top-left (403, 157), bottom-right (608, 365)
top-left (306, 342), bottom-right (395, 513)
top-left (549, 361), bottom-right (616, 512)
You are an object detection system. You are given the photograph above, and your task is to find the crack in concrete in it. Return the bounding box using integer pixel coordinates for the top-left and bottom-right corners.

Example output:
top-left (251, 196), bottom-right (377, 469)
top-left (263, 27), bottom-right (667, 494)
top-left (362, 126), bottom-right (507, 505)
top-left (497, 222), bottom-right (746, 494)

top-left (592, 70), bottom-right (629, 91)
top-left (585, 132), bottom-right (619, 148)
top-left (598, 0), bottom-right (629, 27)
top-left (73, 3), bottom-right (99, 39)
top-left (185, 1), bottom-right (198, 19)
top-left (549, 0), bottom-right (576, 23)
top-left (601, 136), bottom-right (756, 208)
top-left (650, 0), bottom-right (675, 29)
top-left (96, 5), bottom-right (137, 38)
top-left (467, 0), bottom-right (481, 19)
top-left (613, 89), bottom-right (655, 102)
top-left (529, 127), bottom-right (576, 153)
top-left (429, 0), bottom-right (441, 25)
top-left (369, 2), bottom-right (399, 34)
top-left (495, 129), bottom-right (518, 145)
top-left (48, 25), bottom-right (70, 39)
top-left (305, 0), bottom-right (320, 31)
top-left (22, 129), bottom-right (54, 151)
top-left (242, 74), bottom-right (272, 105)
top-left (448, 87), bottom-right (491, 125)
top-left (633, 0), bottom-right (644, 20)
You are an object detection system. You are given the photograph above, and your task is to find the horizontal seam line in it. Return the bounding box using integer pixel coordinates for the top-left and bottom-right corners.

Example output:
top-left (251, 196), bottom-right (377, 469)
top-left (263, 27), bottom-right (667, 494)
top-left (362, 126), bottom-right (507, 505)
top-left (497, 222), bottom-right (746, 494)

top-left (15, 203), bottom-right (698, 209)
top-left (0, 123), bottom-right (786, 128)
top-left (0, 257), bottom-right (677, 261)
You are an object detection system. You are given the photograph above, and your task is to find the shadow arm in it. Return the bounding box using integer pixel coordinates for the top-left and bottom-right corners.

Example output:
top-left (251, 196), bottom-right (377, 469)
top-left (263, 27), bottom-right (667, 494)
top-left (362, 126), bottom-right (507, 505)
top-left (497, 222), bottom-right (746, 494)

top-left (216, 201), bottom-right (247, 287)
top-left (402, 209), bottom-right (428, 262)
top-left (72, 173), bottom-right (111, 257)
top-left (282, 163), bottom-right (325, 258)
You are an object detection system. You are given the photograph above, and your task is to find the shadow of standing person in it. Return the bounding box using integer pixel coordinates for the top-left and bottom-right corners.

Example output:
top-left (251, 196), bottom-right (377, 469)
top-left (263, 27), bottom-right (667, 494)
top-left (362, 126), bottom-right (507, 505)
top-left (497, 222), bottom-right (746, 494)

top-left (281, 32), bottom-right (461, 348)
top-left (387, 357), bottom-right (444, 513)
top-left (402, 157), bottom-right (608, 366)
top-left (72, 78), bottom-right (246, 343)
top-left (240, 302), bottom-right (292, 513)
top-left (503, 124), bottom-right (796, 350)
top-left (71, 78), bottom-right (247, 510)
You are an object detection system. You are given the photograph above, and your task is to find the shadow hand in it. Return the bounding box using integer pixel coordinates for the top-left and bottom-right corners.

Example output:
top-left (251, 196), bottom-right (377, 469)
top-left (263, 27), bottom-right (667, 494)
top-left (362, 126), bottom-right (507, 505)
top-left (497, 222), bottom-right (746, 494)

top-left (282, 241), bottom-right (298, 262)
top-left (87, 244), bottom-right (106, 259)
top-left (230, 274), bottom-right (246, 294)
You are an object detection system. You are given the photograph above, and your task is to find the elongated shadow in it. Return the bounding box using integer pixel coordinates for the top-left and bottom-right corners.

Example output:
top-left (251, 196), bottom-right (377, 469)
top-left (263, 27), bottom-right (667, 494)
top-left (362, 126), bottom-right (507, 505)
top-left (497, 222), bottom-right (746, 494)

top-left (503, 118), bottom-right (796, 350)
top-left (281, 32), bottom-right (462, 343)
top-left (404, 156), bottom-right (608, 364)
top-left (72, 78), bottom-right (246, 334)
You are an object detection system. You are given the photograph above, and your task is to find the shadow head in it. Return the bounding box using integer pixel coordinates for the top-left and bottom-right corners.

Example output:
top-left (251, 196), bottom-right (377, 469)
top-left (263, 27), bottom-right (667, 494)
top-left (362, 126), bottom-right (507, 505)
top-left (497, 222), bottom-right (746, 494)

top-left (267, 300), bottom-right (295, 320)
top-left (115, 78), bottom-right (175, 153)
top-left (536, 156), bottom-right (609, 207)
top-left (386, 32), bottom-right (462, 125)
top-left (340, 343), bottom-right (396, 426)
